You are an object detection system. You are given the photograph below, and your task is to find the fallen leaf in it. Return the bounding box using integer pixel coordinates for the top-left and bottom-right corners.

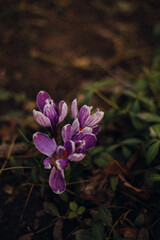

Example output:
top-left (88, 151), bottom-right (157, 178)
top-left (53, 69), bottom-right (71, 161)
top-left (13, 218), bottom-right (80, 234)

top-left (137, 227), bottom-right (149, 240)
top-left (118, 227), bottom-right (138, 240)
top-left (3, 184), bottom-right (14, 195)
top-left (102, 160), bottom-right (128, 176)
top-left (53, 219), bottom-right (63, 240)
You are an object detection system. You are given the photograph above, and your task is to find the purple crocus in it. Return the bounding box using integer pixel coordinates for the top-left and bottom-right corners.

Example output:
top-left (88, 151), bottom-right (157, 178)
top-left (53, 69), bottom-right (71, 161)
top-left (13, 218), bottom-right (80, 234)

top-left (71, 99), bottom-right (104, 135)
top-left (33, 91), bottom-right (68, 133)
top-left (33, 132), bottom-right (68, 194)
top-left (62, 123), bottom-right (97, 162)
top-left (33, 127), bottom-right (97, 193)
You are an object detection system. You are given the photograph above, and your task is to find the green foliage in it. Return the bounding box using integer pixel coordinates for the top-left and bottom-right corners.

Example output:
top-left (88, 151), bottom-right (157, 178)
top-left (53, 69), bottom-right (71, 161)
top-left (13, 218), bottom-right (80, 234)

top-left (98, 205), bottom-right (112, 226)
top-left (69, 201), bottom-right (78, 212)
top-left (43, 202), bottom-right (60, 217)
top-left (146, 140), bottom-right (160, 165)
top-left (68, 202), bottom-right (86, 219)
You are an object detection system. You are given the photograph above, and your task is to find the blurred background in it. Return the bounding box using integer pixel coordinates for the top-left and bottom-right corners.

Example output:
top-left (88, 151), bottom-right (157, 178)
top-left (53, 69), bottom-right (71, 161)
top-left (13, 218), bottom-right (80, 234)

top-left (0, 0), bottom-right (159, 105)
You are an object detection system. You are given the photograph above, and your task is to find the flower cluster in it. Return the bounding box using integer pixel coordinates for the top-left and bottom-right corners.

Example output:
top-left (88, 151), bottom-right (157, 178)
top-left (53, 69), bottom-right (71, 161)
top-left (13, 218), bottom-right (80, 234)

top-left (33, 91), bottom-right (104, 194)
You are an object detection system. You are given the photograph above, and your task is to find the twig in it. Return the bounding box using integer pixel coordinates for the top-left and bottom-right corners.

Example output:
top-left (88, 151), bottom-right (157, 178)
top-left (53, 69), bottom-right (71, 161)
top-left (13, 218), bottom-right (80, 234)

top-left (1, 166), bottom-right (35, 172)
top-left (94, 89), bottom-right (119, 110)
top-left (0, 134), bottom-right (17, 175)
top-left (106, 209), bottom-right (132, 240)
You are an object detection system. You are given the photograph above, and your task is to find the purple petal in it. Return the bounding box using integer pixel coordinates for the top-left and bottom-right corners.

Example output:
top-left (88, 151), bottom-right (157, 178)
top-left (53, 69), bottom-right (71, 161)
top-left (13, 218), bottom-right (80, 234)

top-left (81, 134), bottom-right (97, 150)
top-left (33, 110), bottom-right (51, 127)
top-left (76, 140), bottom-right (86, 153)
top-left (73, 127), bottom-right (92, 141)
top-left (71, 118), bottom-right (80, 136)
top-left (71, 99), bottom-right (78, 119)
top-left (43, 157), bottom-right (51, 169)
top-left (33, 132), bottom-right (57, 157)
top-left (64, 140), bottom-right (75, 156)
top-left (83, 110), bottom-right (104, 127)
top-left (92, 125), bottom-right (100, 135)
top-left (43, 100), bottom-right (59, 127)
top-left (62, 124), bottom-right (72, 142)
top-left (56, 145), bottom-right (65, 156)
top-left (37, 91), bottom-right (51, 112)
top-left (49, 167), bottom-right (66, 194)
top-left (79, 105), bottom-right (91, 128)
top-left (68, 153), bottom-right (85, 162)
top-left (55, 158), bottom-right (68, 170)
top-left (58, 101), bottom-right (68, 123)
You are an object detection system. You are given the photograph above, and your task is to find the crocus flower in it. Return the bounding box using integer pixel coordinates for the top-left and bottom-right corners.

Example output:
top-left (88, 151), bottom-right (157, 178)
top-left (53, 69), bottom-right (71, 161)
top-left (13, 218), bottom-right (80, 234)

top-left (62, 123), bottom-right (97, 162)
top-left (33, 91), bottom-right (68, 133)
top-left (71, 99), bottom-right (104, 135)
top-left (33, 127), bottom-right (97, 193)
top-left (33, 132), bottom-right (68, 194)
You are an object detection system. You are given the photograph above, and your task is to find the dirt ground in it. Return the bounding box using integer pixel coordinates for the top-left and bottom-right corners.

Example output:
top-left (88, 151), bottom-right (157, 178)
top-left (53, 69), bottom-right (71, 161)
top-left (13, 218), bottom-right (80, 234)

top-left (0, 0), bottom-right (157, 102)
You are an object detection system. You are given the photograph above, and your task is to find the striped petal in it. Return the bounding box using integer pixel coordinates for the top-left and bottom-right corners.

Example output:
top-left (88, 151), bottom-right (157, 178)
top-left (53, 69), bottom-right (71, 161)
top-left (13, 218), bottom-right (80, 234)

top-left (56, 145), bottom-right (65, 156)
top-left (68, 153), bottom-right (85, 162)
top-left (71, 99), bottom-right (78, 119)
top-left (81, 134), bottom-right (97, 150)
top-left (55, 158), bottom-right (68, 170)
top-left (37, 91), bottom-right (51, 112)
top-left (43, 100), bottom-right (59, 127)
top-left (71, 118), bottom-right (80, 136)
top-left (92, 125), bottom-right (100, 135)
top-left (49, 167), bottom-right (66, 194)
top-left (43, 157), bottom-right (51, 169)
top-left (33, 110), bottom-right (51, 127)
top-left (62, 124), bottom-right (72, 142)
top-left (64, 140), bottom-right (75, 156)
top-left (58, 101), bottom-right (68, 123)
top-left (84, 110), bottom-right (104, 127)
top-left (33, 132), bottom-right (57, 157)
top-left (79, 105), bottom-right (91, 128)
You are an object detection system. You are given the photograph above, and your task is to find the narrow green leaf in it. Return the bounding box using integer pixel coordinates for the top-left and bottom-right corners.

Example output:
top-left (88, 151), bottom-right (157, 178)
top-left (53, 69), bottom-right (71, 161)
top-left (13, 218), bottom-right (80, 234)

top-left (17, 128), bottom-right (30, 143)
top-left (75, 229), bottom-right (92, 240)
top-left (107, 144), bottom-right (120, 152)
top-left (94, 152), bottom-right (114, 168)
top-left (77, 206), bottom-right (85, 215)
top-left (123, 90), bottom-right (136, 98)
top-left (43, 202), bottom-right (60, 217)
top-left (40, 182), bottom-right (45, 198)
top-left (84, 91), bottom-right (93, 105)
top-left (151, 124), bottom-right (160, 138)
top-left (139, 96), bottom-right (155, 109)
top-left (122, 146), bottom-right (132, 159)
top-left (91, 222), bottom-right (104, 240)
top-left (93, 79), bottom-right (115, 89)
top-left (136, 112), bottom-right (160, 123)
top-left (109, 176), bottom-right (118, 192)
top-left (134, 214), bottom-right (145, 227)
top-left (31, 168), bottom-right (37, 182)
top-left (98, 205), bottom-right (112, 226)
top-left (88, 146), bottom-right (105, 156)
top-left (121, 138), bottom-right (142, 145)
top-left (145, 173), bottom-right (160, 183)
top-left (146, 141), bottom-right (160, 165)
top-left (68, 211), bottom-right (77, 219)
top-left (59, 191), bottom-right (68, 202)
top-left (69, 201), bottom-right (78, 211)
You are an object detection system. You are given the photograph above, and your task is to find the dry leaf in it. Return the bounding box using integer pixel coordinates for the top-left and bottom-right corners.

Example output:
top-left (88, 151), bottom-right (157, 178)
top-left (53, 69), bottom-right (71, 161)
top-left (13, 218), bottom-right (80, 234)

top-left (137, 227), bottom-right (149, 240)
top-left (118, 227), bottom-right (138, 240)
top-left (102, 160), bottom-right (128, 176)
top-left (53, 219), bottom-right (63, 240)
